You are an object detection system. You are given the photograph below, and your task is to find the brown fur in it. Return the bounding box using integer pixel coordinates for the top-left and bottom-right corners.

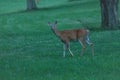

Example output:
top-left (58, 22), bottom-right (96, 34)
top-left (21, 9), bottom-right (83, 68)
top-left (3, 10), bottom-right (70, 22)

top-left (48, 21), bottom-right (94, 57)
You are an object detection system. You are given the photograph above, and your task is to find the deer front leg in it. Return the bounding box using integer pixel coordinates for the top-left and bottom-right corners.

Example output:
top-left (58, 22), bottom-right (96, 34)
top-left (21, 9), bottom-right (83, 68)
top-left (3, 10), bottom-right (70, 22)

top-left (68, 46), bottom-right (74, 57)
top-left (63, 42), bottom-right (74, 57)
top-left (66, 42), bottom-right (74, 57)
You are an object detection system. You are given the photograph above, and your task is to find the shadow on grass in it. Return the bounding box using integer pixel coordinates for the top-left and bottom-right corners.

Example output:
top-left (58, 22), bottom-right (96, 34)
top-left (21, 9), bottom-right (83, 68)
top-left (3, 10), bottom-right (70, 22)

top-left (0, 1), bottom-right (119, 31)
top-left (0, 1), bottom-right (84, 16)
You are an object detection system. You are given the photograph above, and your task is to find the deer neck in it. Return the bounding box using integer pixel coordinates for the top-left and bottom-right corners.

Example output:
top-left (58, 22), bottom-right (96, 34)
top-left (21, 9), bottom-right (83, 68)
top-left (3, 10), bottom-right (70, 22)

top-left (51, 28), bottom-right (61, 37)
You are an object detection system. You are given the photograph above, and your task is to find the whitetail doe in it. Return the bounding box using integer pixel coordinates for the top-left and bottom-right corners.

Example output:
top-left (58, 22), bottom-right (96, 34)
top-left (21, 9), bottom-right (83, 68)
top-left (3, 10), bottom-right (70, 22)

top-left (48, 21), bottom-right (94, 57)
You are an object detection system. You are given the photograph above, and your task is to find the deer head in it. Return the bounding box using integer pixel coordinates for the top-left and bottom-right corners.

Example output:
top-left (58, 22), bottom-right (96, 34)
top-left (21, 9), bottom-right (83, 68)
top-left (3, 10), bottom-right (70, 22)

top-left (48, 21), bottom-right (58, 30)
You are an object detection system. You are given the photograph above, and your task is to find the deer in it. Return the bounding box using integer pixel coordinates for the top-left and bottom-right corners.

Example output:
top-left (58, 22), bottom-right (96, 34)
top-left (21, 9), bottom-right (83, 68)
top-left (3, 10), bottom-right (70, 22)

top-left (48, 21), bottom-right (94, 57)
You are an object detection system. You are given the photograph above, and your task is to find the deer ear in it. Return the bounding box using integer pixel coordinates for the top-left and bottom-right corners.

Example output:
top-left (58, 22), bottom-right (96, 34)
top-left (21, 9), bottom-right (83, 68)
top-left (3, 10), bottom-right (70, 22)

top-left (55, 21), bottom-right (58, 24)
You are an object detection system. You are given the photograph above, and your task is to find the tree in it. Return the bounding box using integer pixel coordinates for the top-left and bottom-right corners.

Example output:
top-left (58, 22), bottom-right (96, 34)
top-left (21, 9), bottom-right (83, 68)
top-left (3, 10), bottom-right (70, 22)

top-left (27, 0), bottom-right (37, 10)
top-left (100, 0), bottom-right (119, 29)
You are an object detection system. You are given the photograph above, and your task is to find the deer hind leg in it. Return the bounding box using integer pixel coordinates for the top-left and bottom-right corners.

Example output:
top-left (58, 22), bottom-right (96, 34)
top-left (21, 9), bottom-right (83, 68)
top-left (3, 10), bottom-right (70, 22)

top-left (85, 35), bottom-right (93, 46)
top-left (85, 35), bottom-right (94, 56)
top-left (79, 38), bottom-right (86, 56)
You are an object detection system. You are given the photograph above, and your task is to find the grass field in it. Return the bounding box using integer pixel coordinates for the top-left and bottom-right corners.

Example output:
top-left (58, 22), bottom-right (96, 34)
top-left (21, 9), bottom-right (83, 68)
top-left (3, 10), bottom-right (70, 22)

top-left (0, 0), bottom-right (120, 80)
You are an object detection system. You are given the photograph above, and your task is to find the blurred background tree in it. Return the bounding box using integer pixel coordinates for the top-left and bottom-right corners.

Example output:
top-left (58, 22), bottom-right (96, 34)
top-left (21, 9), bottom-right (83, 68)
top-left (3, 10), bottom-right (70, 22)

top-left (100, 0), bottom-right (119, 29)
top-left (27, 0), bottom-right (39, 10)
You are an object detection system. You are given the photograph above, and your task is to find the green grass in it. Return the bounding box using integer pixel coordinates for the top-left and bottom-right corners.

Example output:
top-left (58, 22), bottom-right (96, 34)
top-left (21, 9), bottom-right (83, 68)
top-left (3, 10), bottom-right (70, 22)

top-left (0, 0), bottom-right (120, 80)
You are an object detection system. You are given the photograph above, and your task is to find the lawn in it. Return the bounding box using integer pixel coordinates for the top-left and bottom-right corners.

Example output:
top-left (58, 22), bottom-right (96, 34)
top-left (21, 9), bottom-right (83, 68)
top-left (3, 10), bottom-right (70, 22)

top-left (0, 0), bottom-right (120, 80)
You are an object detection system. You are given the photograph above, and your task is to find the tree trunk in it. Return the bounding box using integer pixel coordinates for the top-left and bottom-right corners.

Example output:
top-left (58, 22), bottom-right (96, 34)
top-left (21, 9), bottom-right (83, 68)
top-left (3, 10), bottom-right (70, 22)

top-left (100, 0), bottom-right (119, 29)
top-left (27, 0), bottom-right (37, 10)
